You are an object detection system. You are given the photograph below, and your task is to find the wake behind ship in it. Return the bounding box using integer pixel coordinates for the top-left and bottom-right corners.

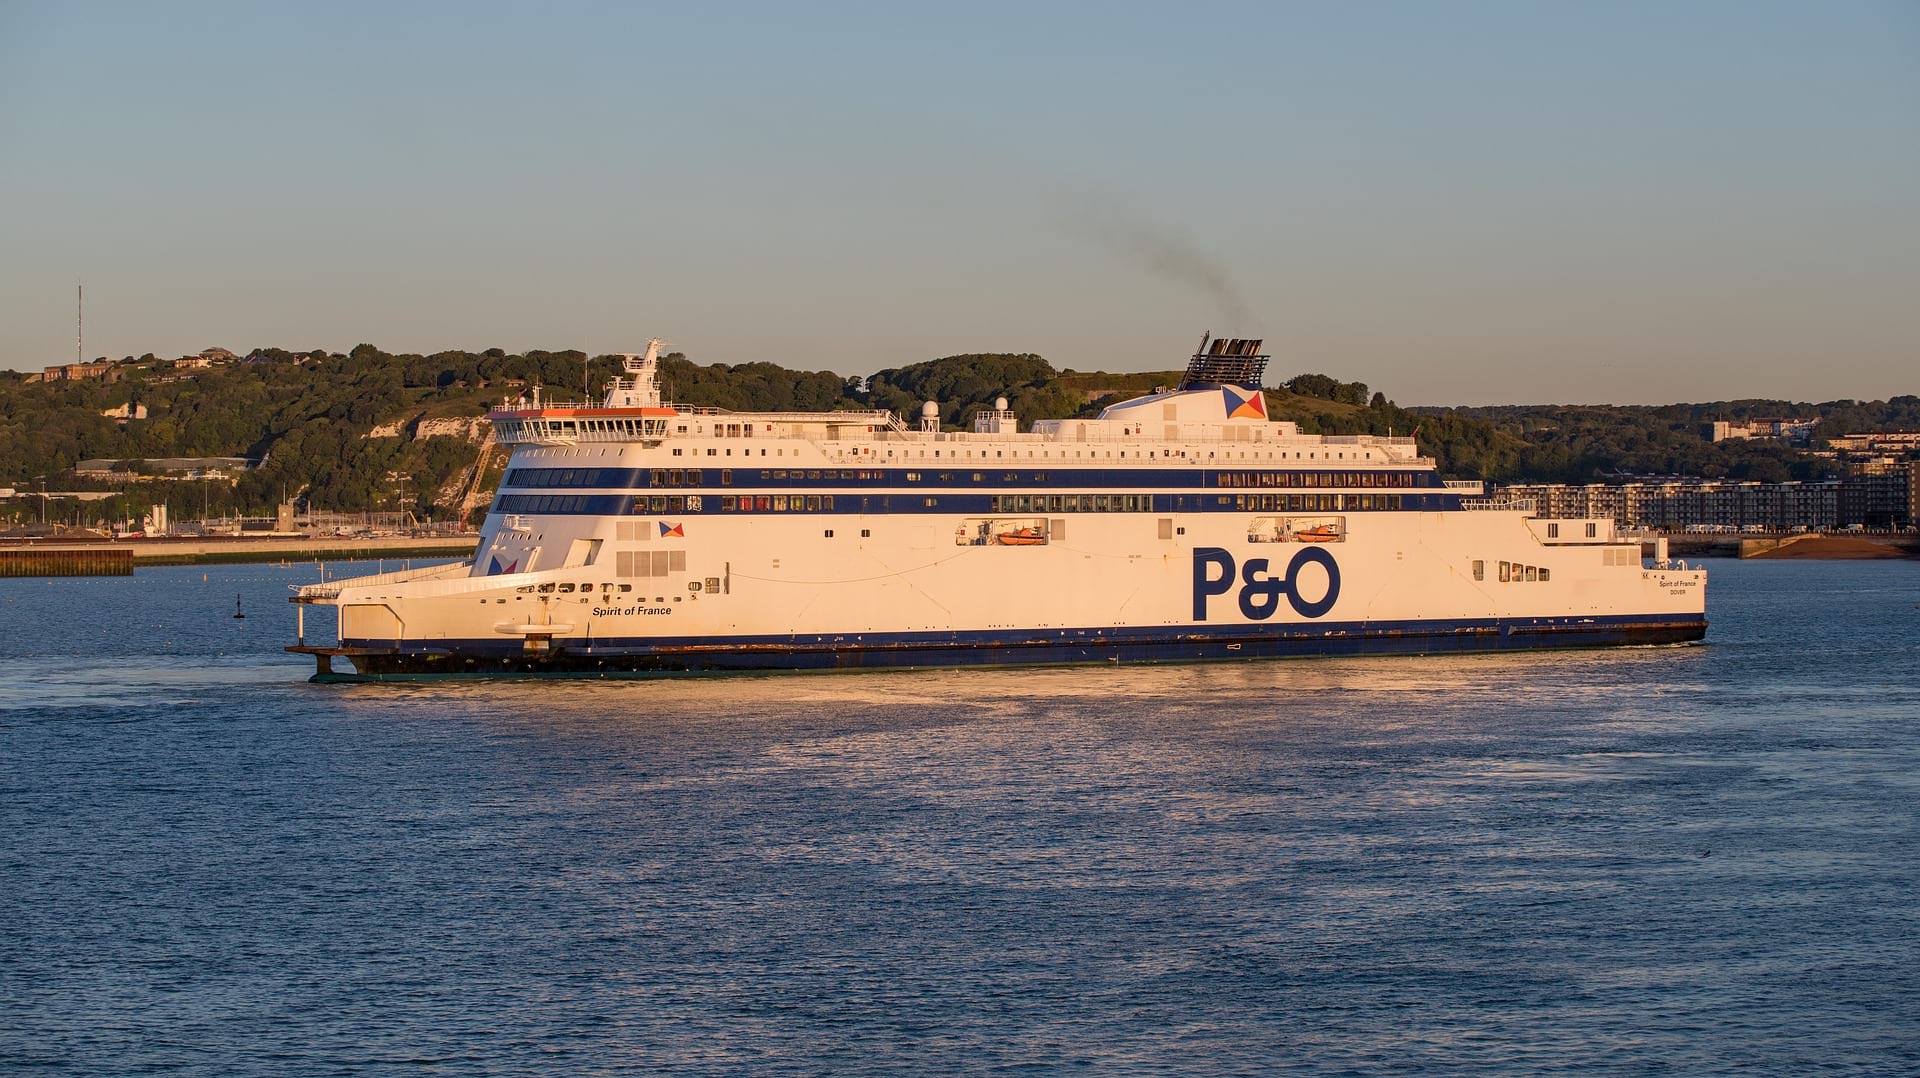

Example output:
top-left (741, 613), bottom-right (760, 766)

top-left (288, 338), bottom-right (1706, 680)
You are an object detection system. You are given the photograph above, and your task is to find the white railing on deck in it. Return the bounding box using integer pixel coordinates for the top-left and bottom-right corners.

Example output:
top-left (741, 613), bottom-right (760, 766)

top-left (292, 558), bottom-right (472, 600)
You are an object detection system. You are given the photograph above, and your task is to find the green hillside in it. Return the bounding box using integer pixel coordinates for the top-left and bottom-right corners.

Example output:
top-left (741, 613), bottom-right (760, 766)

top-left (4, 344), bottom-right (1911, 528)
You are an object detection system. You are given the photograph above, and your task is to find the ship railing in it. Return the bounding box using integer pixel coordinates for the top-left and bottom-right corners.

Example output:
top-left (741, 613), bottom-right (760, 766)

top-left (1317, 434), bottom-right (1415, 446)
top-left (1444, 480), bottom-right (1487, 491)
top-left (1460, 496), bottom-right (1538, 512)
top-left (291, 558), bottom-right (473, 600)
top-left (716, 409), bottom-right (900, 426)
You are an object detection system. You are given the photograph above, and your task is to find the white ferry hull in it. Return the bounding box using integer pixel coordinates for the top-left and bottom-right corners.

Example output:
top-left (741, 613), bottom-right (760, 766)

top-left (289, 338), bottom-right (1707, 680)
top-left (295, 508), bottom-right (1705, 680)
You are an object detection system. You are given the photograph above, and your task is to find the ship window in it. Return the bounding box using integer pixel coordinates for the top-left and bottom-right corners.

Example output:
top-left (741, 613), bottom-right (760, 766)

top-left (1586, 522), bottom-right (1598, 538)
top-left (668, 496), bottom-right (686, 513)
top-left (822, 496), bottom-right (834, 510)
top-left (861, 529), bottom-right (871, 537)
top-left (1498, 561), bottom-right (1511, 582)
top-left (808, 470), bottom-right (820, 480)
top-left (672, 448), bottom-right (682, 456)
top-left (721, 470), bottom-right (732, 485)
top-left (1540, 568), bottom-right (1551, 582)
top-left (558, 583), bottom-right (575, 593)
top-left (1547, 522), bottom-right (1560, 538)
top-left (924, 498), bottom-right (938, 507)
top-left (806, 496), bottom-right (820, 511)
top-left (773, 496), bottom-right (788, 511)
top-left (756, 496), bottom-right (770, 510)
top-left (1525, 566), bottom-right (1538, 581)
top-left (1472, 559), bottom-right (1485, 580)
top-left (618, 584), bottom-right (632, 592)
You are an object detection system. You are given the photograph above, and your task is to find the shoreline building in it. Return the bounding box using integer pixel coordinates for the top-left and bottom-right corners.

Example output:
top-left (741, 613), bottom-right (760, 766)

top-left (1499, 478), bottom-right (1843, 531)
top-left (1501, 471), bottom-right (1914, 531)
top-left (1706, 418), bottom-right (1818, 444)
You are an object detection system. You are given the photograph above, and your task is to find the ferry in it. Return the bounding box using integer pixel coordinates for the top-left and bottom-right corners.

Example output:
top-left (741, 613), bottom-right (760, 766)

top-left (288, 337), bottom-right (1706, 679)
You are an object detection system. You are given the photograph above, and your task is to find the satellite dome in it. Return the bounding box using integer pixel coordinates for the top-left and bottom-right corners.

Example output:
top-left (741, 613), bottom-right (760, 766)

top-left (922, 401), bottom-right (939, 418)
top-left (995, 397), bottom-right (1009, 411)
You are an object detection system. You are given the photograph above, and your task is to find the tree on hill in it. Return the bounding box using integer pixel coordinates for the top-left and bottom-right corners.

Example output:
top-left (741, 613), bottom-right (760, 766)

top-left (863, 353), bottom-right (1086, 429)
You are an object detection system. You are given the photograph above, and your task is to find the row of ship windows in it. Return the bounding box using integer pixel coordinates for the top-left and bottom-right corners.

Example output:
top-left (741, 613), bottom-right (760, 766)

top-left (1472, 559), bottom-right (1551, 583)
top-left (496, 492), bottom-right (1435, 515)
top-left (496, 418), bottom-right (666, 438)
top-left (985, 494), bottom-right (1400, 513)
top-left (662, 445), bottom-right (1392, 462)
top-left (479, 585), bottom-right (706, 604)
top-left (1217, 471), bottom-right (1422, 489)
top-left (507, 577), bottom-right (722, 594)
top-left (1228, 494), bottom-right (1403, 512)
top-left (723, 495), bottom-right (835, 512)
top-left (504, 466), bottom-right (1434, 490)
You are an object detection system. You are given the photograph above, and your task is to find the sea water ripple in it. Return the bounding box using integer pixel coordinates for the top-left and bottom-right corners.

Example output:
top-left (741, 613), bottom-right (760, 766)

top-left (1, 559), bottom-right (1917, 1074)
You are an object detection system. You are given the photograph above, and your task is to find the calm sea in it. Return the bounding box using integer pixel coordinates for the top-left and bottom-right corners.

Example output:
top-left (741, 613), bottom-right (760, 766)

top-left (1, 559), bottom-right (1916, 1075)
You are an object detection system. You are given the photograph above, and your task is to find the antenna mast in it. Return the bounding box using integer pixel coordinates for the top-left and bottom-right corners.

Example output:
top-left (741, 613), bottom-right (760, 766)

top-left (77, 282), bottom-right (83, 365)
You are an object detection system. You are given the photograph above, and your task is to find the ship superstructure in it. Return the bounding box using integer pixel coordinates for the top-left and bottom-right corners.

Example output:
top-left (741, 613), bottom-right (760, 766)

top-left (289, 337), bottom-right (1706, 679)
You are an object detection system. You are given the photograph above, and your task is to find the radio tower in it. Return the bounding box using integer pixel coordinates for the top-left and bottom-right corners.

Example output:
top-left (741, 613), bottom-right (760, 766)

top-left (76, 282), bottom-right (83, 364)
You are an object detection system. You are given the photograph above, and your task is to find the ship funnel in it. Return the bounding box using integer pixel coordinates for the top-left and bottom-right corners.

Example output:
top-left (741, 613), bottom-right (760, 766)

top-left (1177, 335), bottom-right (1268, 390)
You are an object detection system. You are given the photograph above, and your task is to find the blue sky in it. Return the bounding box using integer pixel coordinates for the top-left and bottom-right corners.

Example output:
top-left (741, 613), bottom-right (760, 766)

top-left (2, 1), bottom-right (1915, 404)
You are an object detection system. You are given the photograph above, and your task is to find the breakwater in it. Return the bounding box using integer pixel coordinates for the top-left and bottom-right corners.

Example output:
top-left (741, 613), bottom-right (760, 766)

top-left (1739, 534), bottom-right (1920, 559)
top-left (1647, 534), bottom-right (1920, 560)
top-left (0, 547), bottom-right (134, 577)
top-left (0, 535), bottom-right (476, 572)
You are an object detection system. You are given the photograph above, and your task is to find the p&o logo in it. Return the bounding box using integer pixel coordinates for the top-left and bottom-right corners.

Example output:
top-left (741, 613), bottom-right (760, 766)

top-left (1192, 547), bottom-right (1341, 621)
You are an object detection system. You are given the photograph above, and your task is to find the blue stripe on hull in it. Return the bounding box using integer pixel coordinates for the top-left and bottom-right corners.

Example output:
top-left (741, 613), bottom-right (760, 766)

top-left (313, 614), bottom-right (1707, 681)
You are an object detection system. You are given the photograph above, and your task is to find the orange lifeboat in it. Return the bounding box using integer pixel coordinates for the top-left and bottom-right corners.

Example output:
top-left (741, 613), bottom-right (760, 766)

top-left (1294, 524), bottom-right (1340, 543)
top-left (995, 527), bottom-right (1046, 546)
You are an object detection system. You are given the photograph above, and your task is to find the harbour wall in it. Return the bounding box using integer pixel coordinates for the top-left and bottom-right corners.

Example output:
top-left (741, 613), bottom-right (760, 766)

top-left (1648, 535), bottom-right (1920, 560)
top-left (0, 547), bottom-right (134, 577)
top-left (0, 535), bottom-right (476, 571)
